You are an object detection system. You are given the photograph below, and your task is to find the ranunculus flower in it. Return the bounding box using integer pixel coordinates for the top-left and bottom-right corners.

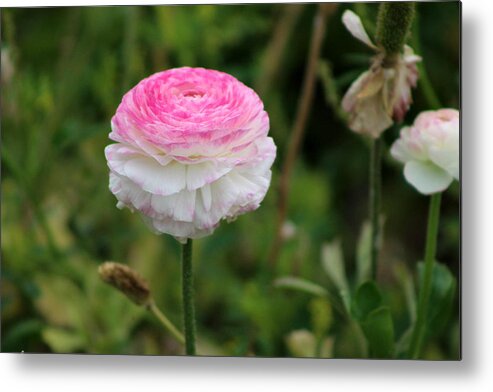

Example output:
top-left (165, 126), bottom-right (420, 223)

top-left (105, 67), bottom-right (276, 243)
top-left (390, 109), bottom-right (459, 195)
top-left (341, 10), bottom-right (421, 138)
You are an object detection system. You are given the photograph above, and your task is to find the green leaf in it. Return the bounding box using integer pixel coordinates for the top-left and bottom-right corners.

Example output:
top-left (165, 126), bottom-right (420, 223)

top-left (417, 261), bottom-right (457, 337)
top-left (274, 276), bottom-right (329, 298)
top-left (309, 297), bottom-right (333, 339)
top-left (351, 282), bottom-right (395, 358)
top-left (360, 306), bottom-right (395, 358)
top-left (321, 240), bottom-right (350, 310)
top-left (351, 281), bottom-right (383, 321)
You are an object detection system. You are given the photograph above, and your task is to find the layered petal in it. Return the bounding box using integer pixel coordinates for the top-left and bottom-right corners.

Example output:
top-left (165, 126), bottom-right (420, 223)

top-left (105, 67), bottom-right (276, 241)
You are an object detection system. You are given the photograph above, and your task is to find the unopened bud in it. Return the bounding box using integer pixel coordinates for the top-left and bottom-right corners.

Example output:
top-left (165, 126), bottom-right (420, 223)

top-left (98, 262), bottom-right (151, 306)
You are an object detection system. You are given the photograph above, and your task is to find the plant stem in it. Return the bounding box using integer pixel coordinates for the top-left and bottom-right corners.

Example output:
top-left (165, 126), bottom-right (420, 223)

top-left (181, 239), bottom-right (196, 355)
top-left (148, 301), bottom-right (185, 345)
top-left (376, 2), bottom-right (415, 56)
top-left (254, 4), bottom-right (303, 96)
top-left (408, 192), bottom-right (442, 359)
top-left (369, 137), bottom-right (382, 281)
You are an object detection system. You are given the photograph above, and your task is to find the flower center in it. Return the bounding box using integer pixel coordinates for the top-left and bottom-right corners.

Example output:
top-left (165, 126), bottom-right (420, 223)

top-left (182, 89), bottom-right (205, 99)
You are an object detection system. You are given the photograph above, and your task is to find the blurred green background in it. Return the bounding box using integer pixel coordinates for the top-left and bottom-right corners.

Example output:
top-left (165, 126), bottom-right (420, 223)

top-left (1, 2), bottom-right (460, 358)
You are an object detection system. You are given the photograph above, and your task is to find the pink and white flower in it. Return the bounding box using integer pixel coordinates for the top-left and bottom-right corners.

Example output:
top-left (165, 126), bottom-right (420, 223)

top-left (341, 10), bottom-right (421, 138)
top-left (391, 109), bottom-right (459, 195)
top-left (105, 67), bottom-right (276, 242)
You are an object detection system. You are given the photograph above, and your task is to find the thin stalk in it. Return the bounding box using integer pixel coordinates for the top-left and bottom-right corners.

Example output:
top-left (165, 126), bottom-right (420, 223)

top-left (369, 137), bottom-right (382, 281)
top-left (254, 4), bottom-right (303, 96)
top-left (269, 5), bottom-right (334, 267)
top-left (408, 193), bottom-right (442, 359)
top-left (148, 301), bottom-right (185, 345)
top-left (181, 239), bottom-right (196, 355)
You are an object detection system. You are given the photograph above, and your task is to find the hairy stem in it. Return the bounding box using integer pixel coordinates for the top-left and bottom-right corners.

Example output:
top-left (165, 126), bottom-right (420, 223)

top-left (376, 2), bottom-right (415, 57)
top-left (181, 239), bottom-right (196, 355)
top-left (408, 193), bottom-right (442, 359)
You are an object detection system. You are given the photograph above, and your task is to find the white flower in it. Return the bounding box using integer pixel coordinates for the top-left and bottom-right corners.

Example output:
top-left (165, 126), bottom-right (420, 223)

top-left (391, 109), bottom-right (459, 195)
top-left (341, 10), bottom-right (421, 138)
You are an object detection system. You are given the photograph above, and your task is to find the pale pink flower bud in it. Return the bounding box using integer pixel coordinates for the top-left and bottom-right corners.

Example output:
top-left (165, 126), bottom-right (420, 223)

top-left (390, 109), bottom-right (459, 195)
top-left (105, 67), bottom-right (276, 243)
top-left (341, 10), bottom-right (421, 138)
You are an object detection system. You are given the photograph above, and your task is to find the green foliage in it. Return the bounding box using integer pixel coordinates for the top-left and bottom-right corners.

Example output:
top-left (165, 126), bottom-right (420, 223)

top-left (1, 4), bottom-right (459, 358)
top-left (321, 239), bottom-right (350, 311)
top-left (417, 261), bottom-right (457, 338)
top-left (351, 282), bottom-right (395, 358)
top-left (359, 307), bottom-right (395, 358)
top-left (274, 276), bottom-right (329, 298)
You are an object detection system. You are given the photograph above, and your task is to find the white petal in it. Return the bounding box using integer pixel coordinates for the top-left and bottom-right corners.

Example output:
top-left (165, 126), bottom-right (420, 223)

top-left (186, 161), bottom-right (232, 191)
top-left (390, 131), bottom-right (418, 163)
top-left (342, 10), bottom-right (377, 50)
top-left (109, 172), bottom-right (151, 211)
top-left (123, 158), bottom-right (187, 196)
top-left (428, 146), bottom-right (459, 180)
top-left (427, 126), bottom-right (460, 180)
top-left (403, 45), bottom-right (422, 64)
top-left (146, 215), bottom-right (216, 240)
top-left (200, 184), bottom-right (212, 212)
top-left (404, 161), bottom-right (453, 195)
top-left (237, 137), bottom-right (277, 174)
top-left (150, 189), bottom-right (197, 222)
top-left (105, 143), bottom-right (143, 174)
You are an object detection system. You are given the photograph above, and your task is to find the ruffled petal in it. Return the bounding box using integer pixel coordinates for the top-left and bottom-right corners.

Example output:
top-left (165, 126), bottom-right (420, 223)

top-left (123, 158), bottom-right (187, 196)
top-left (150, 189), bottom-right (197, 222)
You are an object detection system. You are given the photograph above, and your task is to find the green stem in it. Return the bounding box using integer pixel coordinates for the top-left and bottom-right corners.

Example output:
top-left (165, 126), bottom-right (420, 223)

top-left (376, 2), bottom-right (415, 57)
top-left (148, 301), bottom-right (185, 345)
top-left (369, 137), bottom-right (382, 281)
top-left (181, 239), bottom-right (196, 355)
top-left (408, 192), bottom-right (442, 359)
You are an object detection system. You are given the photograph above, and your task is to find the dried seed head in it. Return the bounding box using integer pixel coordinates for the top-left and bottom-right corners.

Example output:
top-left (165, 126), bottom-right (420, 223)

top-left (98, 262), bottom-right (151, 306)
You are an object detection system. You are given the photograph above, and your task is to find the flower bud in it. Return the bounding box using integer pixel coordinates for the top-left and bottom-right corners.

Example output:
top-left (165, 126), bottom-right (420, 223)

top-left (98, 262), bottom-right (151, 306)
